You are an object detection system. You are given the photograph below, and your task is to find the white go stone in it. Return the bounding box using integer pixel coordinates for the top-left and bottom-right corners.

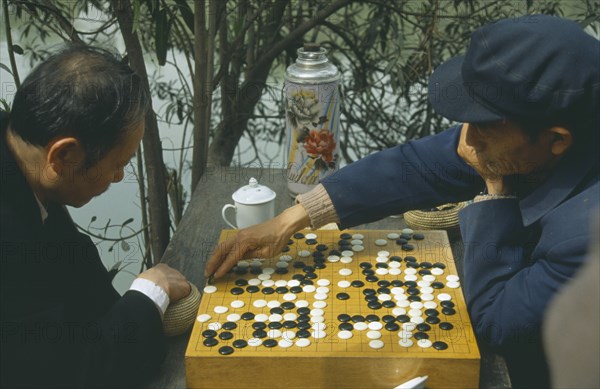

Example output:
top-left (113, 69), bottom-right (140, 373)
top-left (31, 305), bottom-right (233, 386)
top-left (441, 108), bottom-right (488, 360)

top-left (295, 300), bottom-right (309, 308)
top-left (303, 285), bottom-right (316, 293)
top-left (312, 322), bottom-right (326, 331)
top-left (351, 239), bottom-right (363, 245)
top-left (388, 261), bottom-right (401, 268)
top-left (369, 340), bottom-right (385, 349)
top-left (399, 339), bottom-right (414, 348)
top-left (196, 314), bottom-right (211, 323)
top-left (437, 293), bottom-right (452, 301)
top-left (214, 306), bottom-right (228, 314)
top-left (276, 261), bottom-right (288, 268)
top-left (340, 256), bottom-right (353, 264)
top-left (417, 339), bottom-right (433, 348)
top-left (269, 314), bottom-right (283, 322)
top-left (279, 339), bottom-right (294, 348)
top-left (404, 274), bottom-right (418, 281)
top-left (352, 233), bottom-right (364, 239)
top-left (203, 285), bottom-right (217, 294)
top-left (431, 268), bottom-right (444, 276)
top-left (284, 313), bottom-right (297, 321)
top-left (341, 250), bottom-right (354, 257)
top-left (375, 268), bottom-right (389, 276)
top-left (248, 338), bottom-right (263, 347)
top-left (392, 308), bottom-right (407, 316)
top-left (295, 338), bottom-right (311, 348)
top-left (387, 233), bottom-right (400, 240)
top-left (298, 250), bottom-right (311, 257)
top-left (312, 330), bottom-right (327, 339)
top-left (423, 275), bottom-right (436, 282)
top-left (237, 260), bottom-right (250, 268)
top-left (230, 300), bottom-right (245, 309)
top-left (287, 280), bottom-right (301, 287)
top-left (447, 281), bottom-right (461, 289)
top-left (378, 294), bottom-right (392, 302)
top-left (262, 279), bottom-right (275, 287)
top-left (310, 309), bottom-right (324, 316)
top-left (339, 268), bottom-right (353, 276)
top-left (398, 330), bottom-right (413, 339)
top-left (421, 286), bottom-right (434, 294)
top-left (250, 260), bottom-right (262, 268)
top-left (254, 314), bottom-right (268, 322)
top-left (258, 274), bottom-right (271, 281)
top-left (408, 309), bottom-right (422, 317)
top-left (208, 322), bottom-right (222, 331)
top-left (327, 255), bottom-right (340, 263)
top-left (410, 317), bottom-right (425, 324)
top-left (338, 330), bottom-right (353, 339)
top-left (391, 287), bottom-right (404, 295)
top-left (282, 330), bottom-right (296, 340)
top-left (404, 268), bottom-right (417, 275)
top-left (248, 278), bottom-right (261, 286)
top-left (375, 256), bottom-right (389, 263)
top-left (305, 233), bottom-right (318, 240)
top-left (374, 239), bottom-right (388, 246)
top-left (446, 275), bottom-right (460, 282)
top-left (314, 293), bottom-right (328, 301)
top-left (262, 267), bottom-right (275, 275)
top-left (353, 322), bottom-right (368, 331)
top-left (367, 331), bottom-right (381, 340)
top-left (226, 313), bottom-right (241, 322)
top-left (402, 323), bottom-right (417, 331)
top-left (424, 301), bottom-right (438, 309)
top-left (279, 255), bottom-right (293, 262)
top-left (377, 250), bottom-right (390, 257)
top-left (402, 228), bottom-right (414, 235)
top-left (267, 300), bottom-right (281, 308)
top-left (421, 294), bottom-right (435, 301)
top-left (417, 280), bottom-right (430, 288)
top-left (389, 268), bottom-right (402, 275)
top-left (317, 279), bottom-right (331, 287)
top-left (352, 245), bottom-right (365, 252)
top-left (337, 280), bottom-right (351, 288)
top-left (313, 301), bottom-right (327, 309)
top-left (410, 302), bottom-right (424, 309)
top-left (311, 316), bottom-right (325, 323)
top-left (368, 321), bottom-right (383, 331)
top-left (283, 293), bottom-right (297, 301)
top-left (253, 299), bottom-right (267, 308)
top-left (316, 287), bottom-right (330, 294)
top-left (268, 329), bottom-right (282, 338)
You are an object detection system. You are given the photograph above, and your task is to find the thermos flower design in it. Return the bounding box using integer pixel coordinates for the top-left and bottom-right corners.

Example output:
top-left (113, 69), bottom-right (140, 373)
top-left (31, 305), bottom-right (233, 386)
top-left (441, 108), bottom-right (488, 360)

top-left (303, 129), bottom-right (336, 168)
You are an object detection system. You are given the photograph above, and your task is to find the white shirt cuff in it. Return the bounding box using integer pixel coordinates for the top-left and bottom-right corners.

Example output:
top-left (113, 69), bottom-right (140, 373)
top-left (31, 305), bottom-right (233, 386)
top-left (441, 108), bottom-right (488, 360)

top-left (129, 278), bottom-right (170, 316)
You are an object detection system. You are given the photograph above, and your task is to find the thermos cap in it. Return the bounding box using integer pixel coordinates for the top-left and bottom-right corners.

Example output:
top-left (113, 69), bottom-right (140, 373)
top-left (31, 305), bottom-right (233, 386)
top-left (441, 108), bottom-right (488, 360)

top-left (232, 177), bottom-right (276, 205)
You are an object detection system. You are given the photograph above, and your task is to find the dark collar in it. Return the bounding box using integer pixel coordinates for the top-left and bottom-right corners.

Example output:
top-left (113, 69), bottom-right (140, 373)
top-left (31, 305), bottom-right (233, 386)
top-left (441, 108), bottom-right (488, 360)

top-left (520, 145), bottom-right (599, 227)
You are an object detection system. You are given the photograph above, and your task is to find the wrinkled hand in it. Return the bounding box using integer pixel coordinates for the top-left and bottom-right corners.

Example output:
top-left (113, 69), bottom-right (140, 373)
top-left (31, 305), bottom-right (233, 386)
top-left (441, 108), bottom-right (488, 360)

top-left (205, 204), bottom-right (311, 279)
top-left (458, 124), bottom-right (508, 194)
top-left (138, 263), bottom-right (191, 302)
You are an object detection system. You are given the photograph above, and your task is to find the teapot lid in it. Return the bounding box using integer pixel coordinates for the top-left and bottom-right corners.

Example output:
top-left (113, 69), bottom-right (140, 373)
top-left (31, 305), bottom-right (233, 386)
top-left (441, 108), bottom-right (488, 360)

top-left (232, 177), bottom-right (276, 205)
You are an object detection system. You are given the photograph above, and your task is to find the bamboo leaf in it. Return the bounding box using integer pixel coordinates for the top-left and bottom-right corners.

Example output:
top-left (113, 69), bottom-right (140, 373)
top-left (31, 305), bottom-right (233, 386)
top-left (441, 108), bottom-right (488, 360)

top-left (175, 0), bottom-right (194, 32)
top-left (155, 8), bottom-right (170, 66)
top-left (121, 218), bottom-right (134, 227)
top-left (132, 0), bottom-right (141, 34)
top-left (0, 63), bottom-right (13, 76)
top-left (12, 44), bottom-right (24, 55)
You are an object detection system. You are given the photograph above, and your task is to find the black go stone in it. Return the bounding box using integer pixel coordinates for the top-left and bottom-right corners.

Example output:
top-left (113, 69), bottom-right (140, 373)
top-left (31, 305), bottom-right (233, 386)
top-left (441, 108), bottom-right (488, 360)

top-left (246, 286), bottom-right (260, 293)
top-left (338, 314), bottom-right (352, 322)
top-left (223, 322), bottom-right (237, 330)
top-left (297, 307), bottom-right (310, 315)
top-left (406, 261), bottom-right (420, 268)
top-left (366, 314), bottom-right (380, 322)
top-left (442, 307), bottom-right (457, 316)
top-left (297, 322), bottom-right (311, 330)
top-left (313, 251), bottom-right (325, 259)
top-left (385, 322), bottom-right (400, 331)
top-left (218, 346), bottom-right (234, 355)
top-left (203, 338), bottom-right (218, 347)
top-left (338, 239), bottom-right (351, 246)
top-left (396, 238), bottom-right (408, 246)
top-left (233, 339), bottom-right (248, 349)
top-left (420, 261), bottom-right (433, 269)
top-left (389, 256), bottom-right (403, 262)
top-left (281, 302), bottom-right (296, 310)
top-left (441, 301), bottom-right (455, 308)
top-left (413, 233), bottom-right (425, 240)
top-left (360, 262), bottom-right (373, 269)
top-left (416, 323), bottom-right (432, 332)
top-left (234, 268), bottom-right (248, 275)
top-left (241, 312), bottom-right (255, 321)
top-left (377, 280), bottom-right (391, 287)
top-left (408, 295), bottom-right (422, 302)
top-left (250, 268), bottom-right (262, 275)
top-left (303, 266), bottom-right (315, 273)
top-left (351, 280), bottom-right (365, 288)
top-left (396, 315), bottom-right (410, 323)
top-left (230, 287), bottom-right (244, 295)
top-left (425, 309), bottom-right (440, 317)
top-left (404, 281), bottom-right (417, 288)
top-left (219, 332), bottom-right (233, 340)
top-left (362, 269), bottom-right (375, 276)
top-left (418, 269), bottom-right (432, 276)
top-left (339, 322), bottom-right (354, 331)
top-left (340, 233), bottom-right (352, 239)
top-left (296, 330), bottom-right (311, 338)
top-left (407, 287), bottom-right (420, 296)
top-left (365, 275), bottom-right (379, 283)
top-left (262, 287), bottom-right (275, 295)
top-left (305, 239), bottom-right (318, 245)
top-left (329, 249), bottom-right (341, 256)
top-left (288, 239), bottom-right (294, 245)
top-left (252, 322), bottom-right (267, 330)
top-left (433, 341), bottom-right (448, 350)
top-left (400, 233), bottom-right (412, 240)
top-left (252, 329), bottom-right (267, 338)
top-left (382, 300), bottom-right (396, 308)
top-left (270, 307), bottom-right (284, 315)
top-left (431, 282), bottom-right (445, 289)
top-left (235, 279), bottom-right (248, 286)
top-left (283, 321), bottom-right (297, 329)
top-left (382, 315), bottom-right (396, 323)
top-left (368, 301), bottom-right (382, 310)
top-left (293, 232), bottom-right (305, 239)
top-left (275, 268), bottom-right (289, 275)
top-left (290, 286), bottom-right (303, 294)
top-left (316, 244), bottom-right (328, 251)
top-left (351, 315), bottom-right (365, 323)
top-left (363, 288), bottom-right (376, 296)
top-left (375, 263), bottom-right (388, 269)
top-left (340, 245), bottom-right (352, 252)
top-left (281, 246), bottom-right (290, 253)
top-left (377, 287), bottom-right (391, 294)
top-left (413, 332), bottom-right (429, 340)
top-left (391, 280), bottom-right (404, 287)
top-left (433, 262), bottom-right (447, 269)
top-left (202, 330), bottom-right (217, 338)
top-left (263, 339), bottom-right (278, 347)
top-left (440, 322), bottom-right (454, 330)
top-left (301, 279), bottom-right (314, 286)
top-left (336, 293), bottom-right (350, 301)
top-left (404, 256), bottom-right (417, 263)
top-left (365, 295), bottom-right (378, 303)
top-left (314, 263), bottom-right (326, 270)
top-left (297, 315), bottom-right (310, 323)
top-left (293, 262), bottom-right (306, 269)
top-left (275, 287), bottom-right (289, 294)
top-left (268, 322), bottom-right (283, 329)
top-left (305, 272), bottom-right (318, 280)
top-left (426, 316), bottom-right (441, 325)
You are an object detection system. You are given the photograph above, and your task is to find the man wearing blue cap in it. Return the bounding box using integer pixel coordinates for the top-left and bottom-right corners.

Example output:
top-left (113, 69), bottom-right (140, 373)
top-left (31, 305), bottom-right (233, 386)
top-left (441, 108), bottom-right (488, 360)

top-left (206, 15), bottom-right (599, 387)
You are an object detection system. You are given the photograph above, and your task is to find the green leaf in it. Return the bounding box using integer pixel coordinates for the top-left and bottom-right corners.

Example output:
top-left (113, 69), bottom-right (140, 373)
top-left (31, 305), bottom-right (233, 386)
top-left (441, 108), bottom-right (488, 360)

top-left (132, 0), bottom-right (141, 34)
top-left (175, 0), bottom-right (194, 33)
top-left (91, 216), bottom-right (97, 223)
top-left (0, 63), bottom-right (13, 76)
top-left (155, 8), bottom-right (170, 66)
top-left (12, 44), bottom-right (24, 55)
top-left (121, 218), bottom-right (134, 227)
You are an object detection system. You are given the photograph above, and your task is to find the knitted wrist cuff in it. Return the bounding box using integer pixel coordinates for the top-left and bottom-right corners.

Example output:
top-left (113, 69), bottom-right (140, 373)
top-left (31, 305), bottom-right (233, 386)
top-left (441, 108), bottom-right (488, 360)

top-left (296, 184), bottom-right (340, 228)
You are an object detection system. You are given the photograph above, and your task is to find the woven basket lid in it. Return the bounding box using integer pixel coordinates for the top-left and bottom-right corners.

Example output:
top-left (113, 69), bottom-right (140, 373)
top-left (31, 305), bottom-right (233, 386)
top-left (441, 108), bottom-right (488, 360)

top-left (404, 202), bottom-right (468, 230)
top-left (163, 283), bottom-right (201, 337)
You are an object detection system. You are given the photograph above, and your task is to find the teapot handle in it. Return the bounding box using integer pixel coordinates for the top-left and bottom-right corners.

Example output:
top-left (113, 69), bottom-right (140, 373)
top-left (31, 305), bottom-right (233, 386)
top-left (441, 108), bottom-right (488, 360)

top-left (221, 204), bottom-right (238, 229)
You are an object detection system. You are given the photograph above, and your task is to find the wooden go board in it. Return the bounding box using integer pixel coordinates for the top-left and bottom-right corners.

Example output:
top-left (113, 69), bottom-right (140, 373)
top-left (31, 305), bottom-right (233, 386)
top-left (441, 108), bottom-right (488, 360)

top-left (185, 229), bottom-right (480, 388)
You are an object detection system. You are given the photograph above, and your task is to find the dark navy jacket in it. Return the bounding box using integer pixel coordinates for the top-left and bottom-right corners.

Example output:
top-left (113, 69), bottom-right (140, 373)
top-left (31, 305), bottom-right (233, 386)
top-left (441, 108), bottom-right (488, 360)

top-left (0, 111), bottom-right (166, 387)
top-left (322, 124), bottom-right (599, 387)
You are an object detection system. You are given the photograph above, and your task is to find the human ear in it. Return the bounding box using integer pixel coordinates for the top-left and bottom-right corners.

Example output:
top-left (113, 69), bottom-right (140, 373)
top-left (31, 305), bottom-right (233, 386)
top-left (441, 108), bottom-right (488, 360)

top-left (548, 127), bottom-right (573, 156)
top-left (46, 137), bottom-right (86, 176)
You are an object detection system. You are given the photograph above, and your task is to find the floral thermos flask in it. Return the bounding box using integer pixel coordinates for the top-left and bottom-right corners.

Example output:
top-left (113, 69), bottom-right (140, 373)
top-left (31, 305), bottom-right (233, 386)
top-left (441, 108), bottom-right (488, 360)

top-left (284, 43), bottom-right (342, 197)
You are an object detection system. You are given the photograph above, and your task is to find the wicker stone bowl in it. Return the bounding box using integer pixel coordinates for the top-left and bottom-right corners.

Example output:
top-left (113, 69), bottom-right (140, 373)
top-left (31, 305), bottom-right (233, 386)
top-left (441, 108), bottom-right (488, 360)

top-left (163, 283), bottom-right (201, 337)
top-left (403, 202), bottom-right (468, 231)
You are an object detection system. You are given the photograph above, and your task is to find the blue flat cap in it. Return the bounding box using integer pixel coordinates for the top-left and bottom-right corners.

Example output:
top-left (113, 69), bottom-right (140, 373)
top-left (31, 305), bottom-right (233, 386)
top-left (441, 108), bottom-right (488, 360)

top-left (428, 14), bottom-right (600, 126)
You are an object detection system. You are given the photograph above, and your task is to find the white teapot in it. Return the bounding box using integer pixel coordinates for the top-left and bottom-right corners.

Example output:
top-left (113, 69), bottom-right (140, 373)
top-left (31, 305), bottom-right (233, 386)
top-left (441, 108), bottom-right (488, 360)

top-left (221, 177), bottom-right (276, 229)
